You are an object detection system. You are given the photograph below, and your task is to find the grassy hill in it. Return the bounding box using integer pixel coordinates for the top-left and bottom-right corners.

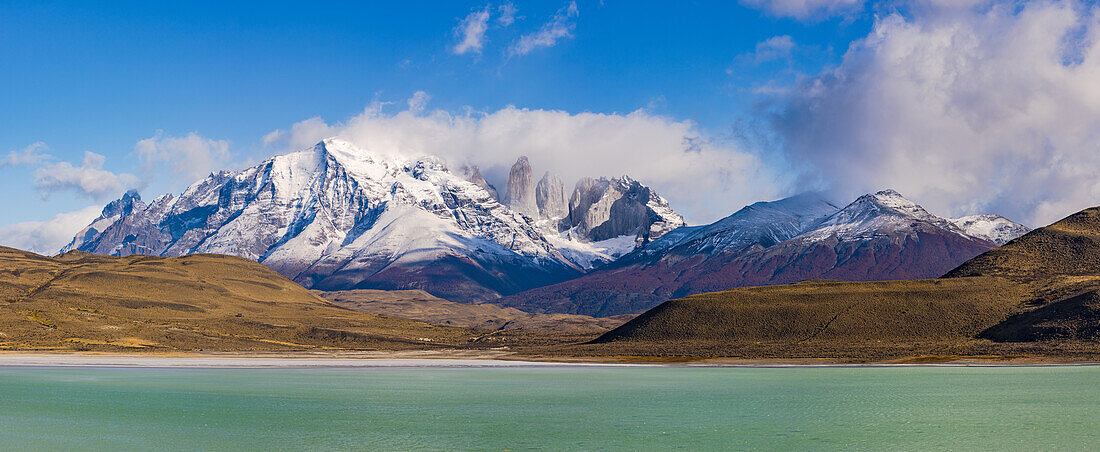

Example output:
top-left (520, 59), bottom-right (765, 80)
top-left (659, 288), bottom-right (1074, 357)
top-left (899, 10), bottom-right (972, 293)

top-left (587, 207), bottom-right (1100, 360)
top-left (317, 289), bottom-right (632, 331)
top-left (0, 247), bottom-right (482, 351)
top-left (945, 207), bottom-right (1100, 281)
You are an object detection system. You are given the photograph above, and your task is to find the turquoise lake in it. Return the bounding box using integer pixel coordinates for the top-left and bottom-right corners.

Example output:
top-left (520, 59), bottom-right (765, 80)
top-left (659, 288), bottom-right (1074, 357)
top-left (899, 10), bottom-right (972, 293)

top-left (1, 365), bottom-right (1097, 450)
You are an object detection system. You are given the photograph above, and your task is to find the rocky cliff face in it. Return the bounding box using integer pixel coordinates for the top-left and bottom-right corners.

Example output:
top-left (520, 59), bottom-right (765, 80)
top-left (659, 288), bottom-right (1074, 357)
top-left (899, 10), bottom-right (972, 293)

top-left (504, 156), bottom-right (538, 218)
top-left (535, 172), bottom-right (567, 220)
top-left (559, 176), bottom-right (685, 245)
top-left (458, 165), bottom-right (499, 201)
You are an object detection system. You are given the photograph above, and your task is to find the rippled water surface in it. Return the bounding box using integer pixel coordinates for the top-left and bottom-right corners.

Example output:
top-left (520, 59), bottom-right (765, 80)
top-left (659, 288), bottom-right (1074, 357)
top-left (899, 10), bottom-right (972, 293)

top-left (1, 365), bottom-right (1097, 450)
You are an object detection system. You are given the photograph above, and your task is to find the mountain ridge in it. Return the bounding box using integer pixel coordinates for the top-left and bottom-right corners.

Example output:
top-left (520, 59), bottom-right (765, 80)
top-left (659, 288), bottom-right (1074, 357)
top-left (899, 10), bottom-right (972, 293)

top-left (63, 139), bottom-right (685, 302)
top-left (495, 189), bottom-right (1023, 316)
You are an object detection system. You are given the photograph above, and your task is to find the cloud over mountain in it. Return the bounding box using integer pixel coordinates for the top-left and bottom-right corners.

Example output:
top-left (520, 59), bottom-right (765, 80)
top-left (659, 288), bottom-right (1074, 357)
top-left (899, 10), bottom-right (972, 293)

top-left (0, 204), bottom-right (101, 254)
top-left (33, 151), bottom-right (139, 201)
top-left (134, 132), bottom-right (232, 181)
top-left (263, 96), bottom-right (781, 225)
top-left (773, 0), bottom-right (1100, 227)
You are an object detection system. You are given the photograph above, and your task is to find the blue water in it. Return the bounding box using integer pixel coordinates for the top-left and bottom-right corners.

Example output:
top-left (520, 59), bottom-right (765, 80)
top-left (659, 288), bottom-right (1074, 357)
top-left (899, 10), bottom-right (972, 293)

top-left (0, 365), bottom-right (1097, 450)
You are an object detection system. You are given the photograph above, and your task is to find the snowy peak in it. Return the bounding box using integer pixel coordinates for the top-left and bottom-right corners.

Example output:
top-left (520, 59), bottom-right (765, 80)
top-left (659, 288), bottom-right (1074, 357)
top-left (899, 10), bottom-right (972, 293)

top-left (105, 189), bottom-right (144, 218)
top-left (458, 164), bottom-right (499, 200)
top-left (951, 214), bottom-right (1030, 245)
top-left (721, 192), bottom-right (839, 234)
top-left (635, 192), bottom-right (839, 258)
top-left (799, 189), bottom-right (967, 242)
top-left (839, 189), bottom-right (950, 226)
top-left (60, 189), bottom-right (147, 253)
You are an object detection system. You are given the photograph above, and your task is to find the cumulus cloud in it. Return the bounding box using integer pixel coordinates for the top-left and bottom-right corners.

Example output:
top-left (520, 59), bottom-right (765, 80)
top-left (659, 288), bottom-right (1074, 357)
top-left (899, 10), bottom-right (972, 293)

top-left (262, 116), bottom-right (338, 155)
top-left (741, 35), bottom-right (797, 64)
top-left (33, 151), bottom-right (138, 200)
top-left (272, 97), bottom-right (780, 224)
top-left (741, 0), bottom-right (864, 20)
top-left (773, 0), bottom-right (1100, 227)
top-left (508, 1), bottom-right (579, 56)
top-left (134, 132), bottom-right (232, 181)
top-left (1, 142), bottom-right (51, 166)
top-left (0, 205), bottom-right (102, 254)
top-left (498, 3), bottom-right (518, 26)
top-left (453, 6), bottom-right (491, 55)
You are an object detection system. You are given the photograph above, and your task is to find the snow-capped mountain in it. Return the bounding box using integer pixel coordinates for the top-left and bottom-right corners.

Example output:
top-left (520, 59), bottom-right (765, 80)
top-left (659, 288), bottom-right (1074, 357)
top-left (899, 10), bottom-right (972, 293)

top-left (65, 138), bottom-right (584, 302)
top-left (65, 139), bottom-right (688, 302)
top-left (793, 189), bottom-right (967, 243)
top-left (951, 214), bottom-right (1030, 245)
top-left (497, 190), bottom-right (1013, 316)
top-left (633, 192), bottom-right (839, 260)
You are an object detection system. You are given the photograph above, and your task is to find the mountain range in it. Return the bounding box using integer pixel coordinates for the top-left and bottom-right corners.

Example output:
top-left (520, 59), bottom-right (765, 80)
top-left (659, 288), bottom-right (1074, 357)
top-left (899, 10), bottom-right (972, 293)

top-left (64, 138), bottom-right (1028, 315)
top-left (497, 189), bottom-right (1027, 316)
top-left (62, 138), bottom-right (682, 303)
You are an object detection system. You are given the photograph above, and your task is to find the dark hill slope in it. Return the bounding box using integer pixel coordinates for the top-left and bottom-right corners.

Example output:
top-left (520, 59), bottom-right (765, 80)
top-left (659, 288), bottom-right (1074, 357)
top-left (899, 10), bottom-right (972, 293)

top-left (590, 206), bottom-right (1100, 358)
top-left (593, 278), bottom-right (1026, 345)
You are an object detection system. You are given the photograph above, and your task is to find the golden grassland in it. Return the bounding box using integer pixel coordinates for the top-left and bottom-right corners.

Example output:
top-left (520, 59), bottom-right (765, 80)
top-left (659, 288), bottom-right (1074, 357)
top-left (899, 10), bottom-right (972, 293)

top-left (317, 289), bottom-right (632, 331)
top-left (3, 206), bottom-right (1100, 363)
top-left (585, 207), bottom-right (1100, 361)
top-left (0, 247), bottom-right (494, 352)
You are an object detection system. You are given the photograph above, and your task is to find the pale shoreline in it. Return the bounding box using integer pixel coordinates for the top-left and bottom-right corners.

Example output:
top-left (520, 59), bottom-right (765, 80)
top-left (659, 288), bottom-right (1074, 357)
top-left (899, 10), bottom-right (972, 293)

top-left (0, 352), bottom-right (1097, 368)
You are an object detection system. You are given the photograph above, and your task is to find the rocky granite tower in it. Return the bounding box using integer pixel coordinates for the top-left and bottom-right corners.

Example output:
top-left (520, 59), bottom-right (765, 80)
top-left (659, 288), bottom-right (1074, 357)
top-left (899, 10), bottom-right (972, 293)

top-left (504, 156), bottom-right (538, 218)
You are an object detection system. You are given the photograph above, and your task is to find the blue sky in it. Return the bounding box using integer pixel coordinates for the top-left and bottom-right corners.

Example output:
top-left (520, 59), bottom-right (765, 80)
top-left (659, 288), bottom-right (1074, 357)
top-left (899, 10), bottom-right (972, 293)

top-left (4, 0), bottom-right (1100, 253)
top-left (0, 1), bottom-right (867, 221)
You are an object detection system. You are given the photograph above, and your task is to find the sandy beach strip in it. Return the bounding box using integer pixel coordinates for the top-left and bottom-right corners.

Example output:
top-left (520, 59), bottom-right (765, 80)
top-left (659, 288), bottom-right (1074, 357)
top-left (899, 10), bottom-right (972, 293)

top-left (1, 352), bottom-right (1095, 368)
top-left (0, 353), bottom-right (647, 368)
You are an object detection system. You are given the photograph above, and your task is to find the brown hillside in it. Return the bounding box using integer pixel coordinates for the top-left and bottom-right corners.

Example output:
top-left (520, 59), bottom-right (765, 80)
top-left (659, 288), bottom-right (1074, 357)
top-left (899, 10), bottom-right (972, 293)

top-left (0, 247), bottom-right (480, 351)
top-left (593, 278), bottom-right (1028, 344)
top-left (944, 207), bottom-right (1100, 281)
top-left (590, 206), bottom-right (1100, 358)
top-left (317, 289), bottom-right (632, 331)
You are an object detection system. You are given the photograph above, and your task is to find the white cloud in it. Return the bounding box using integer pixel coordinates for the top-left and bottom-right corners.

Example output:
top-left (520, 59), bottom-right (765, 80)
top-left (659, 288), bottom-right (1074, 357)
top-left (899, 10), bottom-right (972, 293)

top-left (274, 99), bottom-right (780, 224)
top-left (773, 0), bottom-right (1100, 227)
top-left (453, 6), bottom-right (491, 55)
top-left (407, 91), bottom-right (431, 114)
top-left (0, 205), bottom-right (103, 254)
top-left (33, 151), bottom-right (139, 201)
top-left (741, 0), bottom-right (864, 20)
top-left (508, 1), bottom-right (579, 56)
top-left (1, 142), bottom-right (51, 166)
top-left (134, 132), bottom-right (232, 181)
top-left (742, 35), bottom-right (797, 64)
top-left (262, 129), bottom-right (284, 146)
top-left (265, 116), bottom-right (338, 153)
top-left (498, 3), bottom-right (518, 26)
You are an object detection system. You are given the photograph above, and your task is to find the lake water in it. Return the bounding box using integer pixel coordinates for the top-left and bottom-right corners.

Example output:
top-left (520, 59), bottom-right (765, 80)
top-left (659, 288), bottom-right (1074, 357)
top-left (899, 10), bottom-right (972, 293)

top-left (1, 365), bottom-right (1097, 450)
